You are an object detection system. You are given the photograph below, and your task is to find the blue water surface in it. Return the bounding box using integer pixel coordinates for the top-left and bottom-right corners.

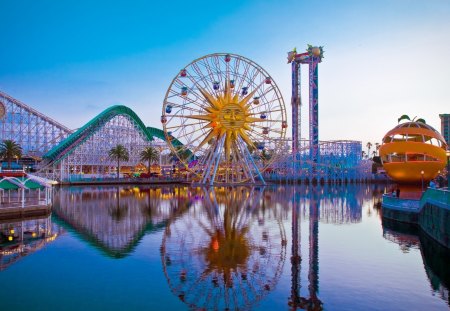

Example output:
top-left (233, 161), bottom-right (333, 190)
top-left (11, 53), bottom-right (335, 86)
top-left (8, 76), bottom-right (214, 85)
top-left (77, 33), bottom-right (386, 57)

top-left (0, 184), bottom-right (448, 311)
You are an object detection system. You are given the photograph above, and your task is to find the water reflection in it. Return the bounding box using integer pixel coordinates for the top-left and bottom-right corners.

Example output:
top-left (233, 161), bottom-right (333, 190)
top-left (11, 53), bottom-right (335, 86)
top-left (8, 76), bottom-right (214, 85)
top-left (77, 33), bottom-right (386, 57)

top-left (45, 184), bottom-right (449, 309)
top-left (382, 218), bottom-right (450, 305)
top-left (161, 187), bottom-right (287, 310)
top-left (288, 187), bottom-right (322, 310)
top-left (265, 185), bottom-right (366, 224)
top-left (51, 184), bottom-right (370, 309)
top-left (382, 218), bottom-right (420, 253)
top-left (53, 186), bottom-right (194, 258)
top-left (0, 215), bottom-right (62, 270)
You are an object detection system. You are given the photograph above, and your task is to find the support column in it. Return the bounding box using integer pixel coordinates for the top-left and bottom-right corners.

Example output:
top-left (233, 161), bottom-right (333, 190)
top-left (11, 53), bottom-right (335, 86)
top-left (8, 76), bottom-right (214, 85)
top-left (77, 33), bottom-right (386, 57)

top-left (292, 61), bottom-right (300, 155)
top-left (309, 58), bottom-right (319, 166)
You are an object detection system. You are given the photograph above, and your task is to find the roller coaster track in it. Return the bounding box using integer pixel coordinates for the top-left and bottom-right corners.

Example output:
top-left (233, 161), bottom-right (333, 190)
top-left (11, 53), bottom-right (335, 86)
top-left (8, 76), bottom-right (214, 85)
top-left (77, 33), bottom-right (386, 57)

top-left (42, 105), bottom-right (189, 166)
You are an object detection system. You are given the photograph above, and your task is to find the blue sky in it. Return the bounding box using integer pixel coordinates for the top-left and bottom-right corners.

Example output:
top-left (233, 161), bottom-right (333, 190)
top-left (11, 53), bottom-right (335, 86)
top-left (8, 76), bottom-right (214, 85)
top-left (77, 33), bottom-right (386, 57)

top-left (1, 0), bottom-right (449, 145)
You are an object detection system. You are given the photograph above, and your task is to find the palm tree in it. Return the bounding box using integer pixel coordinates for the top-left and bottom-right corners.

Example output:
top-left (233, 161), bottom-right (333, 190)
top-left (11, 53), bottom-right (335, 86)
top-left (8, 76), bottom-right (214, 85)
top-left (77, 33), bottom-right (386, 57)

top-left (140, 146), bottom-right (159, 174)
top-left (366, 142), bottom-right (372, 158)
top-left (108, 144), bottom-right (129, 179)
top-left (169, 146), bottom-right (190, 163)
top-left (0, 140), bottom-right (22, 169)
top-left (261, 149), bottom-right (272, 165)
top-left (247, 142), bottom-right (257, 155)
top-left (375, 142), bottom-right (380, 156)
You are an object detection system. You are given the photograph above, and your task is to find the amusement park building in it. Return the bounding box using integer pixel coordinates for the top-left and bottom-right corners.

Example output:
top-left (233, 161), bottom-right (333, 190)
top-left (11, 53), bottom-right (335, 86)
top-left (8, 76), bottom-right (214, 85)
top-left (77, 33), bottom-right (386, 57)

top-left (440, 114), bottom-right (450, 146)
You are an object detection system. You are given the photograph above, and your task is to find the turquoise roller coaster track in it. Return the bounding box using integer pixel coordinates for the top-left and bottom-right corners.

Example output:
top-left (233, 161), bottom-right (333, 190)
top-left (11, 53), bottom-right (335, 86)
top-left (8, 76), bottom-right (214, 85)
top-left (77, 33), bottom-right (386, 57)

top-left (43, 105), bottom-right (187, 164)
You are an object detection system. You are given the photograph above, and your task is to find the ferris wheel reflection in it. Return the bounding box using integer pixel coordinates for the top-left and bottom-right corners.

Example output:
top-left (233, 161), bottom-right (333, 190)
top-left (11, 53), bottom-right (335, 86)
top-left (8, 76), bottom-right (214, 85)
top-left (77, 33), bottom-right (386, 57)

top-left (161, 186), bottom-right (287, 310)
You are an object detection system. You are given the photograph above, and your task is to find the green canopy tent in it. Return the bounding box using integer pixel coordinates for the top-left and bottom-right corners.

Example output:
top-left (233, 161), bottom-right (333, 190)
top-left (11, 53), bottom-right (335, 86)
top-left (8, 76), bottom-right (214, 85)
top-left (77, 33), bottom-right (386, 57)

top-left (0, 179), bottom-right (19, 190)
top-left (18, 177), bottom-right (44, 190)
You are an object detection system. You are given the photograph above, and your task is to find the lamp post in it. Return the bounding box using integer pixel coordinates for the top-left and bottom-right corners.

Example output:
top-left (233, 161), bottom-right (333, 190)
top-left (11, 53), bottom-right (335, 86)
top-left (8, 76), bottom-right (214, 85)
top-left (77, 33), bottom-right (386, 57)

top-left (421, 170), bottom-right (424, 192)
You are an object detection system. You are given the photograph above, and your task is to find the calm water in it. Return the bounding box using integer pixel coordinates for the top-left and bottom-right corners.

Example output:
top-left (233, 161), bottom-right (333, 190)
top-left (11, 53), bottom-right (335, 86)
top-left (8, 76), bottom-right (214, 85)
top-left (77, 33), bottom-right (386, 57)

top-left (1, 185), bottom-right (449, 311)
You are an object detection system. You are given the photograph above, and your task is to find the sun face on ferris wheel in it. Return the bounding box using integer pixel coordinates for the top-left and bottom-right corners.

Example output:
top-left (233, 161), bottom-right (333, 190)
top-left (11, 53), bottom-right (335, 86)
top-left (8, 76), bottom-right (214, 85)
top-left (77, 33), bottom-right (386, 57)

top-left (162, 53), bottom-right (287, 184)
top-left (187, 80), bottom-right (268, 160)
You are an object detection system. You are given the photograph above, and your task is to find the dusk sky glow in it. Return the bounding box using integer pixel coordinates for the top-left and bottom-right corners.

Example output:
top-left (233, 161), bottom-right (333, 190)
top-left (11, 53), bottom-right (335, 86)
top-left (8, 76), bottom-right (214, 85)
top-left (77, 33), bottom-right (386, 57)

top-left (1, 0), bottom-right (449, 145)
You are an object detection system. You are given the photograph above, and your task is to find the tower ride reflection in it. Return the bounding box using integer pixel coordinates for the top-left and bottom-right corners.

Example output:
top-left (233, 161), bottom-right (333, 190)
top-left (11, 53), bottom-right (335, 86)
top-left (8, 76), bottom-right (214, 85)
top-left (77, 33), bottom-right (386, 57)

top-left (289, 186), bottom-right (323, 310)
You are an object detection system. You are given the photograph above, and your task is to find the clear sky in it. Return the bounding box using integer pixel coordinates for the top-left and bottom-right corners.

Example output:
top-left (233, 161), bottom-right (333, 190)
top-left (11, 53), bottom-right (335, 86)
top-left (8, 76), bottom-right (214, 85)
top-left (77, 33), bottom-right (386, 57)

top-left (1, 0), bottom-right (449, 146)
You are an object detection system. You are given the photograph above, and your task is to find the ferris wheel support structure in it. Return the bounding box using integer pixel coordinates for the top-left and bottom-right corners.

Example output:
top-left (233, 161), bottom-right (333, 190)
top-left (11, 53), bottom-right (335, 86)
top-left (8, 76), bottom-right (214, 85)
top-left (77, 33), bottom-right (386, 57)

top-left (239, 136), bottom-right (266, 184)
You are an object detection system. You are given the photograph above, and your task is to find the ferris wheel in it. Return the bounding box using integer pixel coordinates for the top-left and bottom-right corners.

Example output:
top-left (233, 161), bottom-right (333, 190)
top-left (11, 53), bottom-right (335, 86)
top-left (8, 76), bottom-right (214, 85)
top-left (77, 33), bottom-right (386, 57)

top-left (161, 187), bottom-right (287, 310)
top-left (161, 53), bottom-right (287, 184)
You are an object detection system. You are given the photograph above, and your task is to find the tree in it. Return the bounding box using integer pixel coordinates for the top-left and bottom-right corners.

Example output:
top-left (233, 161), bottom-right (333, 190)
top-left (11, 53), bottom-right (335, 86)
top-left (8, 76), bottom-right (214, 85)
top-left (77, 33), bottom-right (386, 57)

top-left (169, 146), bottom-right (190, 163)
top-left (366, 142), bottom-right (372, 158)
top-left (375, 142), bottom-right (380, 156)
top-left (108, 144), bottom-right (129, 179)
top-left (261, 149), bottom-right (273, 165)
top-left (0, 140), bottom-right (22, 169)
top-left (140, 146), bottom-right (159, 174)
top-left (247, 142), bottom-right (256, 155)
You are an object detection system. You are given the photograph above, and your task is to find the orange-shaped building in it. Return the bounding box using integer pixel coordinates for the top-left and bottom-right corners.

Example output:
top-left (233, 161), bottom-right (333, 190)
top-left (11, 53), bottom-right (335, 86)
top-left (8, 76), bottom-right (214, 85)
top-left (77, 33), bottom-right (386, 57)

top-left (379, 121), bottom-right (447, 183)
